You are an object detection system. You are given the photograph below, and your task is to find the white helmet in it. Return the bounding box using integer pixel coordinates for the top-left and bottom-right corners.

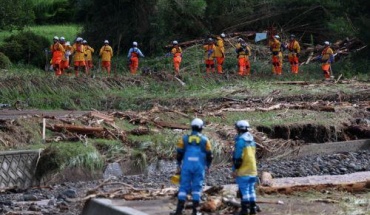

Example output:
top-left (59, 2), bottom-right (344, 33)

top-left (191, 118), bottom-right (204, 130)
top-left (324, 41), bottom-right (330, 45)
top-left (220, 33), bottom-right (226, 38)
top-left (53, 36), bottom-right (59, 40)
top-left (76, 37), bottom-right (83, 42)
top-left (235, 120), bottom-right (250, 131)
top-left (65, 41), bottom-right (71, 46)
top-left (83, 40), bottom-right (87, 44)
top-left (274, 35), bottom-right (280, 39)
top-left (60, 37), bottom-right (65, 41)
top-left (104, 40), bottom-right (109, 44)
top-left (173, 40), bottom-right (178, 45)
top-left (133, 41), bottom-right (138, 46)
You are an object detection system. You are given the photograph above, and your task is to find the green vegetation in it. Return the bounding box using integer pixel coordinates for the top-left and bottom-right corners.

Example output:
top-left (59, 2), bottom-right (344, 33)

top-left (0, 31), bottom-right (50, 68)
top-left (35, 142), bottom-right (103, 180)
top-left (0, 0), bottom-right (34, 31)
top-left (0, 25), bottom-right (82, 45)
top-left (0, 52), bottom-right (11, 69)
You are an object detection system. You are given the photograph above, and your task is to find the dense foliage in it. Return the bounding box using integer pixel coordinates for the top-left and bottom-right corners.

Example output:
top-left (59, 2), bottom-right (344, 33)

top-left (0, 0), bottom-right (34, 30)
top-left (0, 0), bottom-right (369, 57)
top-left (0, 52), bottom-right (11, 69)
top-left (78, 0), bottom-right (369, 55)
top-left (0, 32), bottom-right (49, 68)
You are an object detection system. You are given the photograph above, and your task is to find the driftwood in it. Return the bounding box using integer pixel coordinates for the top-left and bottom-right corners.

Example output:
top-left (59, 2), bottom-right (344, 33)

top-left (46, 124), bottom-right (104, 134)
top-left (130, 126), bottom-right (150, 135)
top-left (274, 81), bottom-right (309, 85)
top-left (153, 121), bottom-right (189, 130)
top-left (88, 111), bottom-right (114, 122)
top-left (258, 180), bottom-right (370, 194)
top-left (223, 197), bottom-right (284, 207)
top-left (201, 197), bottom-right (222, 212)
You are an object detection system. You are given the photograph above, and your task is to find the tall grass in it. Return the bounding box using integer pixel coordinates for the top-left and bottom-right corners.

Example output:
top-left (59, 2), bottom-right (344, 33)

top-left (0, 25), bottom-right (82, 45)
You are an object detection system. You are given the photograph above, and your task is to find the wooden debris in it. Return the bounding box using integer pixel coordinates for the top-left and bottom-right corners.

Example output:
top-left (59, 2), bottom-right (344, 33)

top-left (274, 81), bottom-right (309, 85)
top-left (130, 126), bottom-right (150, 135)
top-left (223, 197), bottom-right (284, 207)
top-left (174, 76), bottom-right (186, 86)
top-left (312, 199), bottom-right (340, 204)
top-left (46, 124), bottom-right (104, 134)
top-left (258, 180), bottom-right (370, 194)
top-left (201, 197), bottom-right (222, 212)
top-left (88, 111), bottom-right (114, 122)
top-left (153, 121), bottom-right (189, 130)
top-left (204, 186), bottom-right (224, 195)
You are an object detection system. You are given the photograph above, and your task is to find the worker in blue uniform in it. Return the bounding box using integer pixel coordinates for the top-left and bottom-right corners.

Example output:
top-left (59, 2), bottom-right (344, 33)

top-left (232, 120), bottom-right (258, 215)
top-left (172, 118), bottom-right (213, 215)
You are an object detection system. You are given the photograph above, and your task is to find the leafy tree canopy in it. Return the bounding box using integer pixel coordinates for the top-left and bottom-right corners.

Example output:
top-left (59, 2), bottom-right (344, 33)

top-left (0, 0), bottom-right (35, 31)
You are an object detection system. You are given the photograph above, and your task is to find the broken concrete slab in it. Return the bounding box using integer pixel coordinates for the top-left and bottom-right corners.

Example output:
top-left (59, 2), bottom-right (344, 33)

top-left (81, 198), bottom-right (149, 215)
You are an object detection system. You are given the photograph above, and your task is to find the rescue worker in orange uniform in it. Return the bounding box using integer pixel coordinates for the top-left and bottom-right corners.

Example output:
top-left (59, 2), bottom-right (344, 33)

top-left (214, 33), bottom-right (226, 74)
top-left (236, 41), bottom-right (252, 76)
top-left (269, 35), bottom-right (284, 75)
top-left (287, 34), bottom-right (301, 74)
top-left (127, 41), bottom-right (145, 75)
top-left (99, 40), bottom-right (113, 75)
top-left (203, 38), bottom-right (216, 74)
top-left (72, 37), bottom-right (86, 77)
top-left (171, 40), bottom-right (182, 76)
top-left (60, 37), bottom-right (72, 74)
top-left (83, 40), bottom-right (94, 75)
top-left (50, 36), bottom-right (65, 76)
top-left (318, 41), bottom-right (334, 80)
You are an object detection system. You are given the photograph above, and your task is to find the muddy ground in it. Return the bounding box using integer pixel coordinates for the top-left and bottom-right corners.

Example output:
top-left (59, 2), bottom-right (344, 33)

top-left (0, 78), bottom-right (369, 214)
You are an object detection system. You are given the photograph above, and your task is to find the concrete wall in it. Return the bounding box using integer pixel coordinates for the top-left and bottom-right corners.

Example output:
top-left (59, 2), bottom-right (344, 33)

top-left (0, 150), bottom-right (40, 188)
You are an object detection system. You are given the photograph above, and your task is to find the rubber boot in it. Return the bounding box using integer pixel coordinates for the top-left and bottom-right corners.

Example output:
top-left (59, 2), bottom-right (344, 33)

top-left (192, 200), bottom-right (200, 215)
top-left (171, 200), bottom-right (185, 215)
top-left (249, 202), bottom-right (257, 215)
top-left (239, 202), bottom-right (248, 215)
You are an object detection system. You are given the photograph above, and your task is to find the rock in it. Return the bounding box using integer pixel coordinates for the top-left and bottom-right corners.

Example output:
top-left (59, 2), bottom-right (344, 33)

top-left (57, 201), bottom-right (69, 211)
top-left (48, 199), bottom-right (56, 206)
top-left (29, 203), bottom-right (40, 211)
top-left (41, 208), bottom-right (50, 214)
top-left (23, 194), bottom-right (38, 201)
top-left (103, 162), bottom-right (123, 179)
top-left (260, 172), bottom-right (273, 187)
top-left (2, 206), bottom-right (12, 213)
top-left (339, 167), bottom-right (348, 172)
top-left (61, 189), bottom-right (77, 199)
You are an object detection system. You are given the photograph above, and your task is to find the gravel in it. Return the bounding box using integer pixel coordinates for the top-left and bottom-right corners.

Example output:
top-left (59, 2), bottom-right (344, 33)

top-left (1, 150), bottom-right (370, 214)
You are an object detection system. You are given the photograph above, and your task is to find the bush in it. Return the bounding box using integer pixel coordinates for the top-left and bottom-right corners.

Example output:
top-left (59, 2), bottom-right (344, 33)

top-left (0, 52), bottom-right (12, 69)
top-left (0, 31), bottom-right (49, 68)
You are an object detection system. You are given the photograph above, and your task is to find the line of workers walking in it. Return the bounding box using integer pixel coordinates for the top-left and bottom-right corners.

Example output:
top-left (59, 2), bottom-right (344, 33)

top-left (50, 34), bottom-right (334, 80)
